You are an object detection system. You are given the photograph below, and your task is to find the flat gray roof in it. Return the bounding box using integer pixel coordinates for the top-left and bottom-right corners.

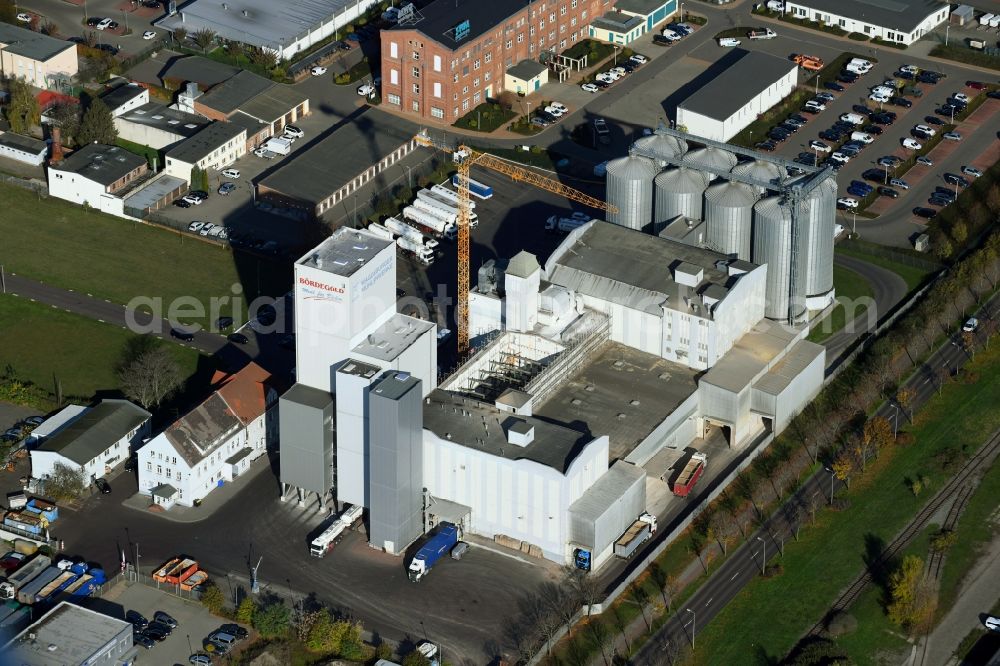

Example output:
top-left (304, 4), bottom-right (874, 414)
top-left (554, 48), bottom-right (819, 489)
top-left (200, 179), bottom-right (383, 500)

top-left (701, 320), bottom-right (801, 393)
top-left (53, 143), bottom-right (147, 186)
top-left (126, 51), bottom-right (240, 89)
top-left (371, 370), bottom-right (422, 401)
top-left (786, 0), bottom-right (947, 33)
top-left (592, 11), bottom-right (645, 31)
top-left (546, 221), bottom-right (755, 317)
top-left (0, 23), bottom-right (75, 61)
top-left (155, 0), bottom-right (361, 52)
top-left (534, 341), bottom-right (698, 461)
top-left (568, 460), bottom-right (645, 523)
top-left (123, 174), bottom-right (187, 210)
top-left (259, 121), bottom-right (416, 205)
top-left (352, 313), bottom-right (435, 363)
top-left (197, 70), bottom-right (275, 116)
top-left (3, 601), bottom-right (131, 665)
top-left (424, 389), bottom-right (595, 474)
top-left (166, 121), bottom-right (246, 165)
top-left (679, 50), bottom-right (798, 122)
top-left (0, 131), bottom-right (46, 154)
top-left (117, 101), bottom-right (208, 138)
top-left (754, 340), bottom-right (824, 396)
top-left (297, 227), bottom-right (394, 278)
top-left (38, 400), bottom-right (150, 466)
top-left (101, 83), bottom-right (147, 112)
top-left (390, 0), bottom-right (539, 49)
top-left (507, 60), bottom-right (547, 81)
top-left (238, 85), bottom-right (309, 123)
top-left (615, 0), bottom-right (671, 15)
top-left (281, 382), bottom-right (333, 410)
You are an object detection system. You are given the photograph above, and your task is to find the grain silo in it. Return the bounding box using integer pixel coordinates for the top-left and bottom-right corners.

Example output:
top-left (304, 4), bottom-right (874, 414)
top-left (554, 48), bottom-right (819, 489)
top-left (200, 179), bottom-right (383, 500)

top-left (654, 167), bottom-right (709, 227)
top-left (605, 153), bottom-right (658, 231)
top-left (800, 178), bottom-right (837, 298)
top-left (684, 146), bottom-right (737, 180)
top-left (753, 196), bottom-right (806, 320)
top-left (731, 160), bottom-right (784, 195)
top-left (632, 132), bottom-right (688, 167)
top-left (704, 182), bottom-right (756, 260)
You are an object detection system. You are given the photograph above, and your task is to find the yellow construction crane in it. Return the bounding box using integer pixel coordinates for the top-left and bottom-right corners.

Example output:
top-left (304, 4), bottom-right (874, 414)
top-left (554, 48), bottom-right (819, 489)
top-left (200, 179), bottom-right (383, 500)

top-left (414, 130), bottom-right (617, 354)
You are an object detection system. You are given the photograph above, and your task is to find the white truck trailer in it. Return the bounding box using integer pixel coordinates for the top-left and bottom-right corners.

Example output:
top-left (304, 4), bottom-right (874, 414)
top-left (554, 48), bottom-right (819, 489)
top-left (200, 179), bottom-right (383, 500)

top-left (309, 505), bottom-right (365, 557)
top-left (397, 236), bottom-right (435, 265)
top-left (412, 195), bottom-right (479, 227)
top-left (430, 183), bottom-right (475, 209)
top-left (366, 222), bottom-right (394, 241)
top-left (402, 207), bottom-right (455, 241)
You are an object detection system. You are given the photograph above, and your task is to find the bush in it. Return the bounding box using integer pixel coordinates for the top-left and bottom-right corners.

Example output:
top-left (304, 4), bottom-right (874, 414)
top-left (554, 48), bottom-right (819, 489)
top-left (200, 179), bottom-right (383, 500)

top-left (252, 602), bottom-right (291, 640)
top-left (235, 597), bottom-right (257, 625)
top-left (824, 610), bottom-right (858, 637)
top-left (200, 583), bottom-right (225, 615)
top-left (848, 32), bottom-right (870, 41)
top-left (335, 73), bottom-right (350, 84)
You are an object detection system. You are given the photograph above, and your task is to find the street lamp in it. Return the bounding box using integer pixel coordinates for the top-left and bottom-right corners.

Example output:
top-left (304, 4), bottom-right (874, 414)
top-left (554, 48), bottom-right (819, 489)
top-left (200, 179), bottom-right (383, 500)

top-left (891, 403), bottom-right (899, 439)
top-left (824, 466), bottom-right (835, 504)
top-left (852, 210), bottom-right (857, 235)
top-left (685, 608), bottom-right (696, 648)
top-left (756, 536), bottom-right (765, 575)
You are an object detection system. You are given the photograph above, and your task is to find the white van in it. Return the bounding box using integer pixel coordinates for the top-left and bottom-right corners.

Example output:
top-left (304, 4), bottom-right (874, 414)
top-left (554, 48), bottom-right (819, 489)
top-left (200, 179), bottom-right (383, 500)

top-left (718, 37), bottom-right (741, 47)
top-left (766, 0), bottom-right (785, 10)
top-left (846, 58), bottom-right (873, 74)
top-left (850, 131), bottom-right (874, 144)
top-left (839, 113), bottom-right (866, 125)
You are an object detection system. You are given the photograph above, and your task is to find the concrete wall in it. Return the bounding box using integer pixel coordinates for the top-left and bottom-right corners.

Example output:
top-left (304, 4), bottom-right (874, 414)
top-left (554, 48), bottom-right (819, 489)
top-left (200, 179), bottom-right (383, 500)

top-left (114, 120), bottom-right (187, 151)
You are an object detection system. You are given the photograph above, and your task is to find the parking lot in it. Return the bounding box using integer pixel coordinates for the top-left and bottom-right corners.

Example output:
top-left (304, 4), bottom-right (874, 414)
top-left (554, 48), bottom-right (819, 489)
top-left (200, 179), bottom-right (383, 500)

top-left (96, 580), bottom-right (249, 664)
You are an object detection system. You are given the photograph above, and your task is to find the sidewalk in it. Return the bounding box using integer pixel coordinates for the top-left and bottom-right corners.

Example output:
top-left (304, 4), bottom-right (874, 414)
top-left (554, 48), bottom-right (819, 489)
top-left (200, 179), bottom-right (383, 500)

top-left (120, 453), bottom-right (277, 523)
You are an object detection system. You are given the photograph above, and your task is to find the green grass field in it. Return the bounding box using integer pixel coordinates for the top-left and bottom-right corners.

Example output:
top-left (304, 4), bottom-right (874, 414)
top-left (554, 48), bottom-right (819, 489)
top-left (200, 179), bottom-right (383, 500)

top-left (808, 263), bottom-right (874, 343)
top-left (0, 182), bottom-right (291, 328)
top-left (689, 342), bottom-right (1000, 665)
top-left (835, 245), bottom-right (936, 291)
top-left (0, 295), bottom-right (209, 408)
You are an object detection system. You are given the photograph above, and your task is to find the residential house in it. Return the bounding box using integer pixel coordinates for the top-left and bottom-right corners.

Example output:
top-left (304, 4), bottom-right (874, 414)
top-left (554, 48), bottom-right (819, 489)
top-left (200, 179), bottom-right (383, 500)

top-left (0, 23), bottom-right (78, 90)
top-left (30, 399), bottom-right (151, 482)
top-left (138, 363), bottom-right (279, 509)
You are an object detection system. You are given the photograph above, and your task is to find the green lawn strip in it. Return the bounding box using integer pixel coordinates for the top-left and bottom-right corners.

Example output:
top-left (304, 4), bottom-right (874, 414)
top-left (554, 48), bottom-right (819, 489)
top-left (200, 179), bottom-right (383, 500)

top-left (0, 182), bottom-right (290, 328)
top-left (0, 294), bottom-right (207, 407)
top-left (928, 45), bottom-right (1000, 72)
top-left (687, 343), bottom-right (1000, 664)
top-left (834, 246), bottom-right (935, 292)
top-left (807, 263), bottom-right (874, 343)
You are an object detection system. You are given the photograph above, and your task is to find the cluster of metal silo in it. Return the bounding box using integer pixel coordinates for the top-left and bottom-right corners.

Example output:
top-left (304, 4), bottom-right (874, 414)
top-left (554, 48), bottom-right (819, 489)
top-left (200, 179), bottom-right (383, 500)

top-left (654, 167), bottom-right (710, 226)
top-left (800, 178), bottom-right (837, 297)
top-left (633, 132), bottom-right (688, 167)
top-left (605, 152), bottom-right (658, 231)
top-left (704, 182), bottom-right (756, 260)
top-left (753, 196), bottom-right (806, 320)
top-left (731, 160), bottom-right (784, 195)
top-left (683, 147), bottom-right (738, 179)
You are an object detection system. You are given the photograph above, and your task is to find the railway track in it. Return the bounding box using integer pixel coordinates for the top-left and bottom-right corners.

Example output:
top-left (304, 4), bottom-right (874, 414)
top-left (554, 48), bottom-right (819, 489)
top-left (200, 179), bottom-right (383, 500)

top-left (927, 482), bottom-right (974, 581)
top-left (807, 429), bottom-right (1000, 636)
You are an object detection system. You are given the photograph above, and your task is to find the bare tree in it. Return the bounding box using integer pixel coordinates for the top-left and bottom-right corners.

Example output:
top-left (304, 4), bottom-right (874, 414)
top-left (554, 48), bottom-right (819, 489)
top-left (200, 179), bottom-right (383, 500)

top-left (117, 341), bottom-right (182, 409)
top-left (45, 462), bottom-right (87, 500)
top-left (649, 562), bottom-right (677, 612)
top-left (629, 581), bottom-right (651, 631)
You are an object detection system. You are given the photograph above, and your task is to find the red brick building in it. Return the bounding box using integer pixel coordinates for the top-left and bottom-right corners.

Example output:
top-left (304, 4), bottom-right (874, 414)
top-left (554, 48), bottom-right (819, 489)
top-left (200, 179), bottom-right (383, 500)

top-left (381, 0), bottom-right (611, 122)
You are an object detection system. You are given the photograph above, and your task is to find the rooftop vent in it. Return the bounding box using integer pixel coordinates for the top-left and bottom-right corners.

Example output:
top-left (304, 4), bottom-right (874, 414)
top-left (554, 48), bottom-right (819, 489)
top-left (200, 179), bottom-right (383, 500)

top-left (394, 371), bottom-right (411, 381)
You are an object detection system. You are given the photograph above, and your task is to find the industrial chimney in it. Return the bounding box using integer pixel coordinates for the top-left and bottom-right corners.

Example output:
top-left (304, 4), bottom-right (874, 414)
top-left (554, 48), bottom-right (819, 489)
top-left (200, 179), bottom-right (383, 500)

top-left (50, 126), bottom-right (64, 165)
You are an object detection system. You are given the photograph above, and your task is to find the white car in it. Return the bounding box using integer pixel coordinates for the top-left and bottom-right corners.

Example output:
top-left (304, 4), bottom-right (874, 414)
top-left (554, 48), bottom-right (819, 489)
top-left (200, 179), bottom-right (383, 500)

top-left (604, 70), bottom-right (622, 81)
top-left (253, 147), bottom-right (274, 159)
top-left (837, 197), bottom-right (859, 209)
top-left (182, 194), bottom-right (204, 205)
top-left (718, 37), bottom-right (741, 47)
top-left (283, 125), bottom-right (304, 138)
top-left (436, 328), bottom-right (452, 345)
top-left (16, 12), bottom-right (31, 22)
top-left (357, 83), bottom-right (376, 97)
top-left (869, 93), bottom-right (890, 103)
top-left (221, 168), bottom-right (240, 179)
top-left (890, 178), bottom-right (909, 189)
top-left (985, 615), bottom-right (1000, 632)
top-left (549, 102), bottom-right (568, 114)
top-left (142, 30), bottom-right (157, 40)
top-left (310, 66), bottom-right (327, 76)
top-left (581, 83), bottom-right (600, 93)
top-left (953, 92), bottom-right (969, 103)
top-left (962, 166), bottom-right (982, 178)
top-left (900, 64), bottom-right (919, 75)
top-left (198, 223), bottom-right (217, 236)
top-left (630, 54), bottom-right (648, 64)
top-left (544, 105), bottom-right (565, 117)
top-left (96, 17), bottom-right (114, 30)
top-left (187, 221), bottom-right (205, 232)
top-left (830, 152), bottom-right (850, 163)
top-left (963, 317), bottom-right (979, 332)
top-left (913, 124), bottom-right (936, 136)
top-left (809, 140), bottom-right (831, 153)
top-left (662, 30), bottom-right (682, 41)
top-left (804, 101), bottom-right (826, 111)
top-left (902, 138), bottom-right (922, 150)
top-left (595, 73), bottom-right (614, 84)
top-left (609, 66), bottom-right (627, 77)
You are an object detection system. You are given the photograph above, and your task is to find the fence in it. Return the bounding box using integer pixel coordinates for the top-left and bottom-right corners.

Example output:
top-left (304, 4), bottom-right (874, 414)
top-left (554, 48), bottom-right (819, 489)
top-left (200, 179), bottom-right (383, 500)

top-left (112, 565), bottom-right (205, 602)
top-left (0, 173), bottom-right (47, 194)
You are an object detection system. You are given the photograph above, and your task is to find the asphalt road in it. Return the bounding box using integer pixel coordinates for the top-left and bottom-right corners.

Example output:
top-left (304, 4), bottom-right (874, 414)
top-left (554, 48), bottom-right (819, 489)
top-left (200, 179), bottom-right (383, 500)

top-left (631, 293), bottom-right (1000, 664)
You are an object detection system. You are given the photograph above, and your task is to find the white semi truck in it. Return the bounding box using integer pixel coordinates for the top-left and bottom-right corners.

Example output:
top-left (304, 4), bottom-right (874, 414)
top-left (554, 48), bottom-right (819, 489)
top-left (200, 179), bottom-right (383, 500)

top-left (429, 183), bottom-right (475, 209)
top-left (309, 505), bottom-right (365, 557)
top-left (397, 236), bottom-right (435, 265)
top-left (401, 207), bottom-right (455, 241)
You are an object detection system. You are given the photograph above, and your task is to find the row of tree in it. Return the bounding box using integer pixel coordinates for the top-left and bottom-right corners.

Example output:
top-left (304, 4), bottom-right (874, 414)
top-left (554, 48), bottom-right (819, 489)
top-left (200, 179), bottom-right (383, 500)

top-left (2, 79), bottom-right (118, 147)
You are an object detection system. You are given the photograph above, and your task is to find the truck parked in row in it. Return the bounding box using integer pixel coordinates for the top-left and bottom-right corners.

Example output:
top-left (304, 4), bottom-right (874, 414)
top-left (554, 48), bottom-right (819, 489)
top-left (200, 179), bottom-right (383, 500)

top-left (672, 452), bottom-right (708, 497)
top-left (408, 523), bottom-right (460, 582)
top-left (450, 174), bottom-right (493, 199)
top-left (614, 512), bottom-right (659, 559)
top-left (411, 196), bottom-right (479, 228)
top-left (1, 554), bottom-right (50, 600)
top-left (398, 237), bottom-right (435, 265)
top-left (545, 212), bottom-right (593, 233)
top-left (366, 222), bottom-right (394, 241)
top-left (430, 183), bottom-right (475, 209)
top-left (309, 505), bottom-right (364, 557)
top-left (405, 202), bottom-right (460, 235)
top-left (401, 208), bottom-right (453, 242)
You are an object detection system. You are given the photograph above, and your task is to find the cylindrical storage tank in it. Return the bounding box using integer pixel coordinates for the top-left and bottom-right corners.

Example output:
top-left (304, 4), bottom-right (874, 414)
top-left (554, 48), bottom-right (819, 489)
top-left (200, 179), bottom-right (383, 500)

top-left (801, 178), bottom-right (837, 296)
top-left (704, 182), bottom-right (756, 260)
top-left (605, 153), bottom-right (657, 231)
top-left (654, 167), bottom-right (709, 225)
top-left (632, 132), bottom-right (688, 167)
top-left (753, 196), bottom-right (806, 320)
top-left (731, 160), bottom-right (784, 195)
top-left (684, 146), bottom-right (738, 181)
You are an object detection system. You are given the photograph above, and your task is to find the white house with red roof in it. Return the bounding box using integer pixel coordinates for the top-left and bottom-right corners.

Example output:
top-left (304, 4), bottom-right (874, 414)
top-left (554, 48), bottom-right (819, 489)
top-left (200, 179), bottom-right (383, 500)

top-left (137, 362), bottom-right (279, 509)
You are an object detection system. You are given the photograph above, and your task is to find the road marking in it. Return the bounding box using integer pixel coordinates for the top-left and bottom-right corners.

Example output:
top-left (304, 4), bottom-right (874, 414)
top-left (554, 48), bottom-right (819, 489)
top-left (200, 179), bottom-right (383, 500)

top-left (705, 597), bottom-right (714, 607)
top-left (731, 572), bottom-right (740, 581)
top-left (97, 319), bottom-right (105, 323)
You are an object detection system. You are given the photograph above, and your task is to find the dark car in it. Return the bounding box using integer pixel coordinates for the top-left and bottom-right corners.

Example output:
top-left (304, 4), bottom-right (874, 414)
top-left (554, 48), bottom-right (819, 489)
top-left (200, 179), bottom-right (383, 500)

top-left (944, 173), bottom-right (969, 187)
top-left (95, 478), bottom-right (111, 494)
top-left (218, 624), bottom-right (249, 640)
top-left (917, 72), bottom-right (940, 84)
top-left (228, 332), bottom-right (249, 345)
top-left (928, 196), bottom-right (952, 207)
top-left (96, 44), bottom-right (119, 55)
top-left (847, 186), bottom-right (869, 197)
top-left (838, 71), bottom-right (859, 83)
top-left (935, 106), bottom-right (957, 117)
top-left (877, 186), bottom-right (899, 198)
top-left (215, 316), bottom-right (234, 331)
top-left (946, 97), bottom-right (967, 110)
top-left (862, 124), bottom-right (884, 135)
top-left (800, 105), bottom-right (820, 115)
top-left (142, 627), bottom-right (168, 642)
top-left (819, 129), bottom-right (842, 142)
top-left (126, 611), bottom-right (148, 630)
top-left (784, 117), bottom-right (805, 128)
top-left (255, 305), bottom-right (277, 326)
top-left (896, 71), bottom-right (915, 80)
top-left (778, 122), bottom-right (799, 133)
top-left (852, 104), bottom-right (873, 116)
top-left (189, 190), bottom-right (209, 200)
top-left (174, 198), bottom-right (192, 208)
top-left (652, 34), bottom-right (673, 46)
top-left (863, 168), bottom-right (887, 182)
top-left (987, 90), bottom-right (1000, 100)
top-left (825, 82), bottom-right (845, 92)
top-left (86, 16), bottom-right (103, 26)
top-left (133, 633), bottom-right (155, 649)
top-left (153, 611), bottom-right (178, 629)
top-left (788, 113), bottom-right (808, 124)
top-left (170, 328), bottom-right (195, 341)
top-left (912, 129), bottom-right (931, 140)
top-left (913, 207), bottom-right (936, 219)
top-left (890, 96), bottom-right (912, 108)
top-left (147, 620), bottom-right (173, 636)
top-left (768, 128), bottom-right (790, 141)
top-left (755, 140), bottom-right (777, 152)
top-left (924, 115), bottom-right (946, 126)
top-left (933, 188), bottom-right (957, 201)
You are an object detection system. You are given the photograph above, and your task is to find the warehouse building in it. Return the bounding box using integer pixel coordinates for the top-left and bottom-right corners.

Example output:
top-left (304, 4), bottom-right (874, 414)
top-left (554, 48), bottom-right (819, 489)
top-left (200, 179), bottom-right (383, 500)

top-left (47, 144), bottom-right (149, 216)
top-left (676, 50), bottom-right (798, 142)
top-left (0, 131), bottom-right (47, 166)
top-left (164, 121), bottom-right (247, 182)
top-left (2, 601), bottom-right (134, 665)
top-left (100, 83), bottom-right (149, 117)
top-left (156, 0), bottom-right (381, 61)
top-left (0, 23), bottom-right (78, 90)
top-left (114, 102), bottom-right (209, 151)
top-left (781, 0), bottom-right (949, 44)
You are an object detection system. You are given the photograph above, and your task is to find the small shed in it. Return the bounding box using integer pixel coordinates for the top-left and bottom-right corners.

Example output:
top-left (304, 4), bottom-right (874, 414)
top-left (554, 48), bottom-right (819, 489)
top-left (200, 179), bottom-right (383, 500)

top-left (505, 60), bottom-right (549, 95)
top-left (913, 233), bottom-right (930, 252)
top-left (951, 5), bottom-right (975, 25)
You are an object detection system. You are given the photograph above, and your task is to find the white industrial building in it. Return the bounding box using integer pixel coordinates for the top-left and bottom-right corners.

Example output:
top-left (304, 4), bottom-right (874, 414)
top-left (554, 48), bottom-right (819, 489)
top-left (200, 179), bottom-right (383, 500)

top-left (155, 0), bottom-right (383, 61)
top-left (0, 131), bottom-right (47, 166)
top-left (676, 50), bottom-right (798, 142)
top-left (780, 0), bottom-right (949, 45)
top-left (47, 144), bottom-right (149, 216)
top-left (164, 121), bottom-right (247, 182)
top-left (3, 601), bottom-right (134, 665)
top-left (115, 102), bottom-right (209, 151)
top-left (138, 363), bottom-right (278, 509)
top-left (30, 399), bottom-right (150, 482)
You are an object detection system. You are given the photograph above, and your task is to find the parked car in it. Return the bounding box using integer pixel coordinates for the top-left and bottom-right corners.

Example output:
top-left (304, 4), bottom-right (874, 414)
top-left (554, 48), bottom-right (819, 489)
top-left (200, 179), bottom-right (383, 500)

top-left (218, 182), bottom-right (237, 195)
top-left (16, 12), bottom-right (31, 21)
top-left (961, 166), bottom-right (982, 178)
top-left (95, 17), bottom-right (114, 30)
top-left (581, 83), bottom-right (599, 93)
top-left (924, 115), bottom-right (945, 126)
top-left (837, 197), bottom-right (859, 209)
top-left (902, 138), bottom-right (922, 150)
top-left (218, 624), bottom-right (249, 640)
top-left (142, 30), bottom-right (157, 39)
top-left (965, 317), bottom-right (980, 332)
top-left (190, 655), bottom-right (212, 666)
top-left (755, 140), bottom-right (777, 152)
top-left (944, 173), bottom-right (969, 187)
top-left (94, 478), bottom-right (111, 494)
top-left (877, 186), bottom-right (899, 198)
top-left (228, 333), bottom-right (249, 345)
top-left (913, 207), bottom-right (936, 219)
top-left (630, 54), bottom-right (648, 64)
top-left (142, 627), bottom-right (169, 642)
top-left (943, 131), bottom-right (961, 141)
top-left (171, 328), bottom-right (195, 341)
top-left (147, 620), bottom-right (173, 636)
top-left (357, 83), bottom-right (376, 97)
top-left (890, 178), bottom-right (909, 190)
top-left (916, 156), bottom-right (933, 166)
top-left (126, 611), bottom-right (148, 630)
top-left (890, 96), bottom-right (912, 108)
top-left (808, 140), bottom-right (831, 153)
top-left (310, 66), bottom-right (328, 76)
top-left (825, 82), bottom-right (845, 92)
top-left (862, 168), bottom-right (886, 182)
top-left (133, 634), bottom-right (155, 650)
